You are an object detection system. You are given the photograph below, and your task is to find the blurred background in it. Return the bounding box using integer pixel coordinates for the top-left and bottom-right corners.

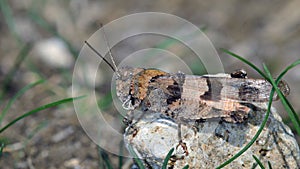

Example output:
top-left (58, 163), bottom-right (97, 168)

top-left (0, 0), bottom-right (299, 168)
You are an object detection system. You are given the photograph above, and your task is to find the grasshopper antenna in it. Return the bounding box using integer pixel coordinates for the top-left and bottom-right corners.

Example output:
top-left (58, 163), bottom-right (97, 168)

top-left (101, 24), bottom-right (120, 77)
top-left (84, 41), bottom-right (116, 73)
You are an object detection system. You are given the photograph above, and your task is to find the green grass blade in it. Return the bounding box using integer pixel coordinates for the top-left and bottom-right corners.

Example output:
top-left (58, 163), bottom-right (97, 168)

top-left (0, 0), bottom-right (21, 44)
top-left (217, 51), bottom-right (276, 169)
top-left (221, 49), bottom-right (267, 79)
top-left (127, 144), bottom-right (145, 169)
top-left (27, 121), bottom-right (48, 140)
top-left (0, 96), bottom-right (85, 133)
top-left (280, 96), bottom-right (300, 127)
top-left (155, 26), bottom-right (207, 51)
top-left (252, 155), bottom-right (265, 169)
top-left (263, 64), bottom-right (300, 136)
top-left (274, 59), bottom-right (300, 132)
top-left (0, 142), bottom-right (4, 157)
top-left (0, 43), bottom-right (33, 101)
top-left (118, 141), bottom-right (124, 169)
top-left (0, 79), bottom-right (45, 123)
top-left (98, 146), bottom-right (113, 169)
top-left (98, 92), bottom-right (113, 111)
top-left (275, 59), bottom-right (300, 84)
top-left (97, 147), bottom-right (106, 169)
top-left (27, 11), bottom-right (78, 57)
top-left (144, 28), bottom-right (208, 75)
top-left (267, 161), bottom-right (272, 169)
top-left (182, 164), bottom-right (190, 169)
top-left (216, 89), bottom-right (274, 168)
top-left (220, 50), bottom-right (299, 168)
top-left (162, 148), bottom-right (174, 169)
top-left (223, 49), bottom-right (300, 134)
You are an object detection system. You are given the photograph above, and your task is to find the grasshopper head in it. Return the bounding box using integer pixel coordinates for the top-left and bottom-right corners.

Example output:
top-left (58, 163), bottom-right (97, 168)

top-left (115, 67), bottom-right (144, 110)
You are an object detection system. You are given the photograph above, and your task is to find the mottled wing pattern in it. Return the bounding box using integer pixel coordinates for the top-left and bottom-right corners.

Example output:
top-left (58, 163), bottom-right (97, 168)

top-left (146, 73), bottom-right (289, 122)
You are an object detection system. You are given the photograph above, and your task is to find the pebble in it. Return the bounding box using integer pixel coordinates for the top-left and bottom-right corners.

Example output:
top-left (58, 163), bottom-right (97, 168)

top-left (51, 126), bottom-right (74, 143)
top-left (34, 38), bottom-right (74, 69)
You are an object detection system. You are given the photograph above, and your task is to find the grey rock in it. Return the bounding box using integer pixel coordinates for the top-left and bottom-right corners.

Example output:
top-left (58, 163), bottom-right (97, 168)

top-left (124, 104), bottom-right (300, 169)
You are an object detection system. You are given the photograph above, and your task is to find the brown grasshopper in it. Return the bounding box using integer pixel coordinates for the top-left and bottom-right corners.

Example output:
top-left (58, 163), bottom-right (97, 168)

top-left (85, 40), bottom-right (289, 123)
top-left (84, 34), bottom-right (290, 158)
top-left (114, 67), bottom-right (289, 123)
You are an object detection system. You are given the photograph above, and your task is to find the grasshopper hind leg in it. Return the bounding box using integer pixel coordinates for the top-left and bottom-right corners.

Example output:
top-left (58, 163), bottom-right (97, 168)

top-left (123, 110), bottom-right (139, 136)
top-left (123, 110), bottom-right (147, 137)
top-left (166, 122), bottom-right (189, 168)
top-left (169, 122), bottom-right (189, 163)
top-left (221, 104), bottom-right (252, 123)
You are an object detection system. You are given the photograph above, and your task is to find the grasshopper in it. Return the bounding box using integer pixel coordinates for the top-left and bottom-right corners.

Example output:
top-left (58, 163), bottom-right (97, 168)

top-left (84, 31), bottom-right (290, 159)
top-left (85, 40), bottom-right (289, 123)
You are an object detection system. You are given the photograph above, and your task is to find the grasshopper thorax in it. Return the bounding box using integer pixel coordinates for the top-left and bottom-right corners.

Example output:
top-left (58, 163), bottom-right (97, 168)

top-left (115, 67), bottom-right (168, 110)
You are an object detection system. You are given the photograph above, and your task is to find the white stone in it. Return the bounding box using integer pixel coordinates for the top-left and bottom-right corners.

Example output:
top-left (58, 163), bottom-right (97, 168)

top-left (34, 38), bottom-right (74, 68)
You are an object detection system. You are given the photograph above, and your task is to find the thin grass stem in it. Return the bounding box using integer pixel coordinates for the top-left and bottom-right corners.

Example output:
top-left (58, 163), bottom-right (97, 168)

top-left (0, 96), bottom-right (85, 133)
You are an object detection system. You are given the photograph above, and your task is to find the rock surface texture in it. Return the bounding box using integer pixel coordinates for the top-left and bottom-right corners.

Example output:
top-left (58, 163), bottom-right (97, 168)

top-left (124, 104), bottom-right (300, 169)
